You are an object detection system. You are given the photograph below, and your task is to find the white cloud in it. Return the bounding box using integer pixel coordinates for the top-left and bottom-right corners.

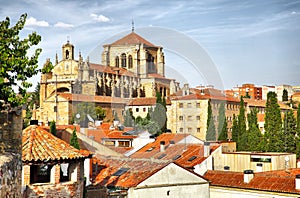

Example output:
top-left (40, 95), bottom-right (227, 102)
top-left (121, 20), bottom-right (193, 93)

top-left (54, 22), bottom-right (74, 28)
top-left (25, 17), bottom-right (49, 27)
top-left (90, 13), bottom-right (110, 22)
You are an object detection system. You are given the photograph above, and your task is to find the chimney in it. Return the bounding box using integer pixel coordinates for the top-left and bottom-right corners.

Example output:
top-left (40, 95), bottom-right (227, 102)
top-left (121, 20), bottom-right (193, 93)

top-left (244, 170), bottom-right (254, 183)
top-left (160, 141), bottom-right (165, 152)
top-left (204, 142), bottom-right (210, 157)
top-left (224, 166), bottom-right (230, 171)
top-left (256, 163), bottom-right (263, 172)
top-left (296, 174), bottom-right (300, 190)
top-left (169, 140), bottom-right (175, 146)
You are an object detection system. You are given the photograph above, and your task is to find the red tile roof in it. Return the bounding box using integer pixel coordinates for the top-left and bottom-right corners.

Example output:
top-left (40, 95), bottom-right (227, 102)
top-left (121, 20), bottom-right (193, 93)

top-left (92, 155), bottom-right (169, 188)
top-left (108, 32), bottom-right (157, 47)
top-left (170, 92), bottom-right (239, 103)
top-left (244, 98), bottom-right (292, 110)
top-left (204, 169), bottom-right (300, 195)
top-left (22, 125), bottom-right (87, 163)
top-left (130, 133), bottom-right (220, 168)
top-left (128, 97), bottom-right (171, 106)
top-left (58, 93), bottom-right (130, 104)
top-left (89, 63), bottom-right (136, 77)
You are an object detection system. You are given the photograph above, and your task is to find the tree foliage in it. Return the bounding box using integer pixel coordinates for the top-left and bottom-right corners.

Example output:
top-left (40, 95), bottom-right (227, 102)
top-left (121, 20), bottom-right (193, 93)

top-left (263, 92), bottom-right (283, 152)
top-left (95, 106), bottom-right (106, 120)
top-left (218, 102), bottom-right (228, 141)
top-left (206, 100), bottom-right (216, 141)
top-left (23, 83), bottom-right (40, 128)
top-left (237, 97), bottom-right (247, 151)
top-left (151, 92), bottom-right (167, 135)
top-left (231, 114), bottom-right (238, 142)
top-left (123, 109), bottom-right (134, 127)
top-left (70, 128), bottom-right (80, 150)
top-left (0, 14), bottom-right (42, 109)
top-left (247, 108), bottom-right (262, 151)
top-left (283, 109), bottom-right (297, 153)
top-left (49, 120), bottom-right (57, 136)
top-left (75, 102), bottom-right (97, 123)
top-left (282, 89), bottom-right (288, 102)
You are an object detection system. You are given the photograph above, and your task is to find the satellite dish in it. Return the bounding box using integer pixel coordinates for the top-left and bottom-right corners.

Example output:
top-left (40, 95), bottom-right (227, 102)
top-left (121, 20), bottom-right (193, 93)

top-left (76, 114), bottom-right (80, 119)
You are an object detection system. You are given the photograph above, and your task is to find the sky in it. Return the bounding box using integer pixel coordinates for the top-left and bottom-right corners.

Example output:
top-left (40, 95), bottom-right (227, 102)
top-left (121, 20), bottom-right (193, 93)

top-left (1, 0), bottom-right (300, 90)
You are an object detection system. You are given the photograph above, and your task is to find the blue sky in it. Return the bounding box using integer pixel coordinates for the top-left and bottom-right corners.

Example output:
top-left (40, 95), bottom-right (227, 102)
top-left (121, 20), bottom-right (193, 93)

top-left (1, 0), bottom-right (300, 90)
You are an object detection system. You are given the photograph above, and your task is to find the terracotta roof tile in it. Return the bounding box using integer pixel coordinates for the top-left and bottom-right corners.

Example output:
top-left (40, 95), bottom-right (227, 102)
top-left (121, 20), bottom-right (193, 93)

top-left (92, 155), bottom-right (169, 188)
top-left (58, 93), bottom-right (130, 104)
top-left (108, 32), bottom-right (157, 47)
top-left (128, 97), bottom-right (171, 106)
top-left (204, 169), bottom-right (300, 194)
top-left (22, 125), bottom-right (87, 163)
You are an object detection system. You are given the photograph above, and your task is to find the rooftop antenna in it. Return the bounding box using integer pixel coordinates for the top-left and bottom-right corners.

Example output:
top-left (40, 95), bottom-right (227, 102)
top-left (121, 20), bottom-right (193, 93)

top-left (131, 18), bottom-right (134, 32)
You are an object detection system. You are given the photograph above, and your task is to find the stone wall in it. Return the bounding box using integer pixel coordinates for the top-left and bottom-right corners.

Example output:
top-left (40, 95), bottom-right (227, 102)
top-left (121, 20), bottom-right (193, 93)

top-left (0, 108), bottom-right (23, 197)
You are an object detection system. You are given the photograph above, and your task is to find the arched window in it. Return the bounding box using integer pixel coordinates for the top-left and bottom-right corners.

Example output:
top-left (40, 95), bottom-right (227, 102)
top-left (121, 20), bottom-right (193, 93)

top-left (121, 53), bottom-right (126, 68)
top-left (115, 56), bottom-right (119, 67)
top-left (147, 53), bottom-right (155, 73)
top-left (128, 55), bottom-right (133, 69)
top-left (66, 50), bottom-right (69, 59)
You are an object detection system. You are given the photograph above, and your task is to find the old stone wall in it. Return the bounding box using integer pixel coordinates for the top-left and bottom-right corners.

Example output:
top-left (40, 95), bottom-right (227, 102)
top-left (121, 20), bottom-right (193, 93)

top-left (0, 108), bottom-right (22, 197)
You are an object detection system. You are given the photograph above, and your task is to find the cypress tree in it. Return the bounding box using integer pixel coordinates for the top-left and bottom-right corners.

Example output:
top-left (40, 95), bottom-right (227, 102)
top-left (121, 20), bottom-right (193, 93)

top-left (206, 100), bottom-right (216, 141)
top-left (282, 89), bottom-right (288, 102)
top-left (231, 114), bottom-right (238, 142)
top-left (247, 108), bottom-right (262, 151)
top-left (237, 97), bottom-right (247, 151)
top-left (283, 109), bottom-right (297, 153)
top-left (264, 92), bottom-right (283, 152)
top-left (218, 102), bottom-right (228, 141)
top-left (123, 109), bottom-right (134, 127)
top-left (151, 92), bottom-right (167, 135)
top-left (49, 121), bottom-right (57, 136)
top-left (70, 128), bottom-right (80, 150)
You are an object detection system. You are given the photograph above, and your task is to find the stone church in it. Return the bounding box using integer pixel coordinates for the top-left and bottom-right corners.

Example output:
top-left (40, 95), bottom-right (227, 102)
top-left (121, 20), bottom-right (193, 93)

top-left (37, 30), bottom-right (179, 125)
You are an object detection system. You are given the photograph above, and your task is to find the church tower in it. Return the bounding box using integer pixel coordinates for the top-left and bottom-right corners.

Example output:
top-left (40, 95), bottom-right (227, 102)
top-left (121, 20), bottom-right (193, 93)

top-left (62, 40), bottom-right (74, 60)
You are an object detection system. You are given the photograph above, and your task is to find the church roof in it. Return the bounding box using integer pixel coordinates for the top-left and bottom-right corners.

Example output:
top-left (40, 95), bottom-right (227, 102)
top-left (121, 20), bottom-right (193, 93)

top-left (109, 32), bottom-right (157, 47)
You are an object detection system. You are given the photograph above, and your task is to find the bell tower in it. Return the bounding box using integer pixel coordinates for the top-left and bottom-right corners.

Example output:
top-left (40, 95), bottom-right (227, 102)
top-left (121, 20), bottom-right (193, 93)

top-left (62, 39), bottom-right (74, 60)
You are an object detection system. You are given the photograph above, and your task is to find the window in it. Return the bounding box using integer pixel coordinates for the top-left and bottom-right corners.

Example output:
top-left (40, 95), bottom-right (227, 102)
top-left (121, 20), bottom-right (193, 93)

top-left (188, 156), bottom-right (197, 161)
top-left (179, 128), bottom-right (183, 132)
top-left (172, 155), bottom-right (181, 160)
top-left (143, 107), bottom-right (146, 112)
top-left (147, 53), bottom-right (155, 73)
top-left (179, 116), bottom-right (183, 121)
top-left (113, 168), bottom-right (129, 176)
top-left (188, 127), bottom-right (192, 132)
top-left (187, 103), bottom-right (192, 108)
top-left (128, 55), bottom-right (133, 69)
top-left (188, 116), bottom-right (192, 121)
top-left (197, 128), bottom-right (200, 133)
top-left (115, 56), bottom-right (119, 67)
top-left (196, 116), bottom-right (200, 120)
top-left (136, 108), bottom-right (139, 112)
top-left (196, 103), bottom-right (200, 108)
top-left (121, 53), bottom-right (126, 68)
top-left (179, 103), bottom-right (183, 108)
top-left (30, 165), bottom-right (53, 184)
top-left (60, 163), bottom-right (70, 182)
top-left (119, 141), bottom-right (130, 147)
top-left (158, 154), bottom-right (166, 159)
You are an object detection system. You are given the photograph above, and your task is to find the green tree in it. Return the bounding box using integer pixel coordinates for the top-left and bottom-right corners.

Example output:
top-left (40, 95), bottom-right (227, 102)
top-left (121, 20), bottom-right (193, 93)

top-left (70, 128), bottom-right (80, 150)
top-left (150, 92), bottom-right (167, 135)
top-left (23, 83), bottom-right (40, 128)
top-left (49, 121), bottom-right (57, 136)
top-left (206, 100), bottom-right (216, 141)
top-left (297, 104), bottom-right (300, 134)
top-left (283, 109), bottom-right (297, 153)
top-left (0, 14), bottom-right (41, 109)
top-left (237, 97), bottom-right (247, 151)
top-left (75, 102), bottom-right (97, 123)
top-left (95, 106), bottom-right (106, 120)
top-left (282, 89), bottom-right (288, 102)
top-left (123, 109), bottom-right (134, 127)
top-left (264, 92), bottom-right (283, 152)
top-left (231, 114), bottom-right (238, 142)
top-left (218, 102), bottom-right (228, 141)
top-left (247, 108), bottom-right (262, 151)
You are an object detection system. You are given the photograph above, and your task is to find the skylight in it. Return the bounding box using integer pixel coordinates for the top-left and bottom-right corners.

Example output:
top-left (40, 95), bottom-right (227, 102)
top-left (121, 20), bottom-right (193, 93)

top-left (157, 154), bottom-right (166, 159)
top-left (112, 168), bottom-right (129, 176)
top-left (146, 147), bottom-right (155, 152)
top-left (188, 156), bottom-right (197, 162)
top-left (172, 155), bottom-right (181, 160)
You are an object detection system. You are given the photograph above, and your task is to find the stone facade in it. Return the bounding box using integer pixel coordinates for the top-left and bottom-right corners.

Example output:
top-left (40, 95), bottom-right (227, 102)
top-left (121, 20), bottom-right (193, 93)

top-left (38, 32), bottom-right (179, 126)
top-left (0, 108), bottom-right (23, 197)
